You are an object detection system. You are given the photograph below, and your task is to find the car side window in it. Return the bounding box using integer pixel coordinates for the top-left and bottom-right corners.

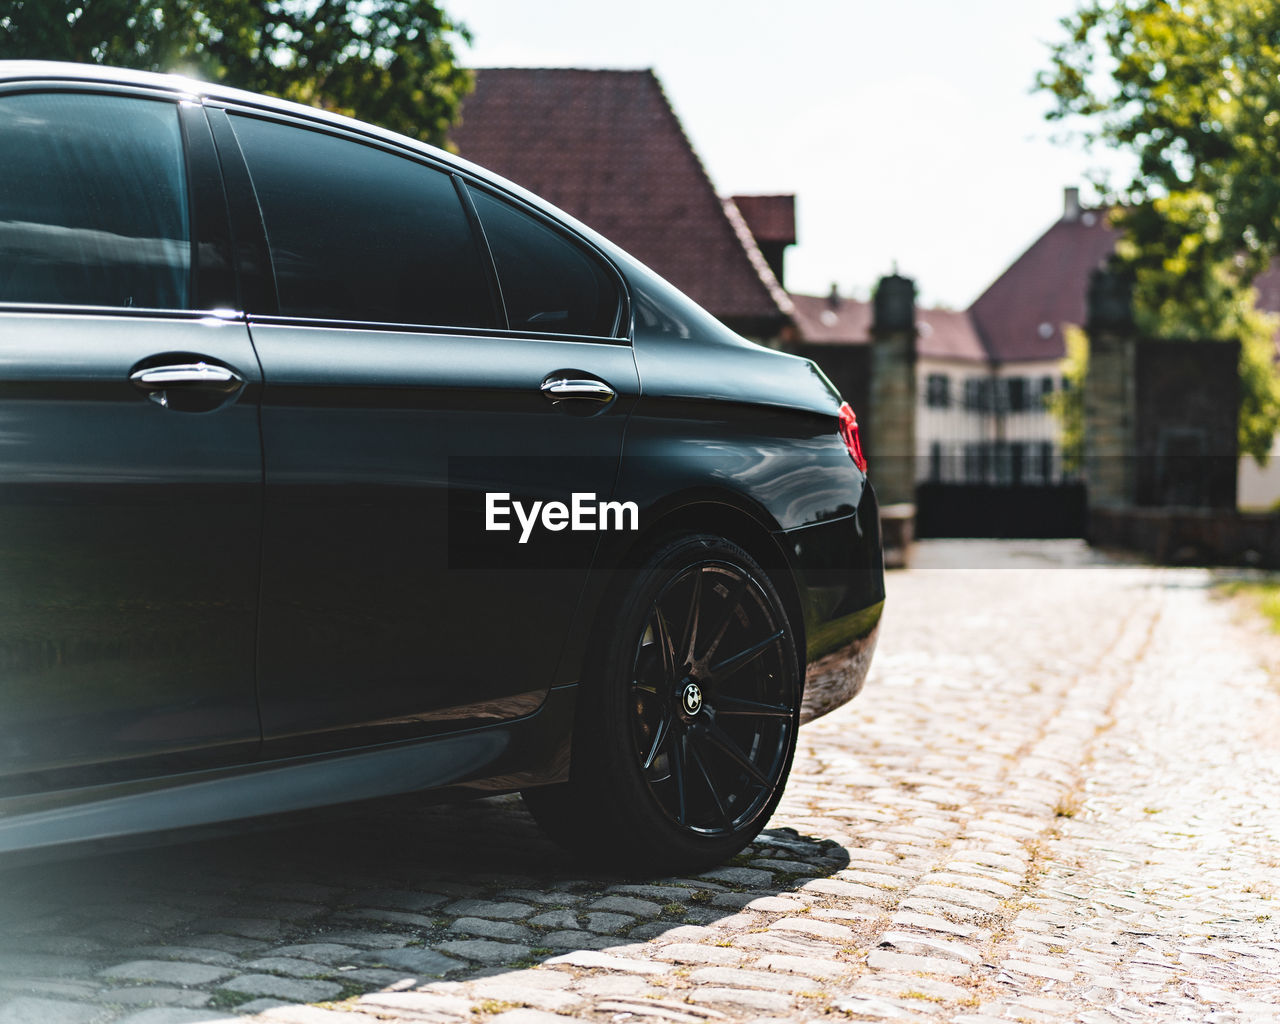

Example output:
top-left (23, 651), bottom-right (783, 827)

top-left (468, 187), bottom-right (620, 337)
top-left (229, 114), bottom-right (494, 329)
top-left (0, 92), bottom-right (191, 310)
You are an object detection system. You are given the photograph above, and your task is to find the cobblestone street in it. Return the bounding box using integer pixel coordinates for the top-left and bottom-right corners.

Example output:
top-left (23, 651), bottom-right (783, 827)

top-left (2, 540), bottom-right (1278, 1024)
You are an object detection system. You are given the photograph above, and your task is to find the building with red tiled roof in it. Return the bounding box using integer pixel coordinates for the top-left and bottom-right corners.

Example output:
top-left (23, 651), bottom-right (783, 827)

top-left (780, 187), bottom-right (1280, 496)
top-left (449, 68), bottom-right (791, 339)
top-left (968, 188), bottom-right (1280, 362)
top-left (969, 190), bottom-right (1118, 364)
top-left (786, 283), bottom-right (1061, 486)
top-left (778, 191), bottom-right (1120, 488)
top-left (787, 290), bottom-right (985, 361)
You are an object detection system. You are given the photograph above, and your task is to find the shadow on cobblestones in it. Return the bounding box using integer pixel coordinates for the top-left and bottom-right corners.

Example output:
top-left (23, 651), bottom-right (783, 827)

top-left (0, 792), bottom-right (852, 1017)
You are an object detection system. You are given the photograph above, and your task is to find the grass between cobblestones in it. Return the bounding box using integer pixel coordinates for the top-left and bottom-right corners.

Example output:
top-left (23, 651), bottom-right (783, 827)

top-left (206, 988), bottom-right (255, 1011)
top-left (1216, 577), bottom-right (1280, 633)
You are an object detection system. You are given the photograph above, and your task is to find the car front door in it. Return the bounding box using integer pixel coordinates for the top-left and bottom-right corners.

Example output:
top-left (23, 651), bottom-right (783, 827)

top-left (211, 109), bottom-right (637, 752)
top-left (0, 88), bottom-right (263, 789)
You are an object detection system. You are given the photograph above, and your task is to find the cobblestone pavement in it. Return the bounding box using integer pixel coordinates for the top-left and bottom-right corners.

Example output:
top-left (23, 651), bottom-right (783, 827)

top-left (2, 540), bottom-right (1279, 1024)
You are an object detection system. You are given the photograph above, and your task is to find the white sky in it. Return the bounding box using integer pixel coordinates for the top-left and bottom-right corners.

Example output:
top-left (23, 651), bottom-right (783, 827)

top-left (445, 0), bottom-right (1132, 310)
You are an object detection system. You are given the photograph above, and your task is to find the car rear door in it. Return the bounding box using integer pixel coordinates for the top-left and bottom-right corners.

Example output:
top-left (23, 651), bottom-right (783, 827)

top-left (208, 108), bottom-right (637, 753)
top-left (0, 84), bottom-right (263, 788)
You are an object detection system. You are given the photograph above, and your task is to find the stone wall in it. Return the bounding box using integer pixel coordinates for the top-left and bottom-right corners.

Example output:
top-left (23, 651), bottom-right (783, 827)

top-left (1090, 506), bottom-right (1280, 567)
top-left (1133, 339), bottom-right (1239, 508)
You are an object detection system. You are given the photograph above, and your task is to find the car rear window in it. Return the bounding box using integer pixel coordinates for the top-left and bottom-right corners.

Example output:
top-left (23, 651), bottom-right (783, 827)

top-left (0, 92), bottom-right (191, 310)
top-left (467, 187), bottom-right (621, 338)
top-left (229, 115), bottom-right (495, 330)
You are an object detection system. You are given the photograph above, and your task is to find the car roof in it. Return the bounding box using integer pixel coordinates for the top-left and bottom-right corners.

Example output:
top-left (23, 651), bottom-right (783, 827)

top-left (0, 61), bottom-right (479, 175)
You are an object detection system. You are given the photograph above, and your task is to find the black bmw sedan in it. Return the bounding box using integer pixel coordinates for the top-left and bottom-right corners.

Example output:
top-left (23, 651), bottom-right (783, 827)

top-left (0, 61), bottom-right (884, 873)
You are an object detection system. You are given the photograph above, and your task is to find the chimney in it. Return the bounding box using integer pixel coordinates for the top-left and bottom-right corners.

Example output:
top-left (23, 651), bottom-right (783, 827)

top-left (827, 282), bottom-right (840, 310)
top-left (730, 194), bottom-right (796, 288)
top-left (1064, 186), bottom-right (1081, 222)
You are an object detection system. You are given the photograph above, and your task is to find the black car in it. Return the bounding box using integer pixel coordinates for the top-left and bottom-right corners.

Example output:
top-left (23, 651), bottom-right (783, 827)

top-left (0, 61), bottom-right (884, 873)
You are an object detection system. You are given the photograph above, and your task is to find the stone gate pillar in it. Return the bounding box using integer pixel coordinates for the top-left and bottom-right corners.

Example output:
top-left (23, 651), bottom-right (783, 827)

top-left (1084, 264), bottom-right (1136, 508)
top-left (869, 272), bottom-right (917, 566)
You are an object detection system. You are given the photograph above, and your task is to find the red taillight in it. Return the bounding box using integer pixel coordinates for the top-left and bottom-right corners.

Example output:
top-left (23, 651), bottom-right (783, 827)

top-left (838, 402), bottom-right (867, 473)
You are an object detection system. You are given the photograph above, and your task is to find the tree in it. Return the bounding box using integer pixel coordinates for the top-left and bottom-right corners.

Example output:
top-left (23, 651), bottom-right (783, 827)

top-left (1039, 0), bottom-right (1280, 461)
top-left (0, 1), bottom-right (472, 147)
top-left (1048, 325), bottom-right (1089, 475)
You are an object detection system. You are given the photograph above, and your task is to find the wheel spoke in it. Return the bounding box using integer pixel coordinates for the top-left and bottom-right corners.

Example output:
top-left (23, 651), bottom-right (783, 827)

top-left (709, 627), bottom-right (785, 680)
top-left (641, 710), bottom-right (674, 772)
top-left (686, 733), bottom-right (732, 828)
top-left (678, 567), bottom-right (703, 666)
top-left (714, 694), bottom-right (794, 719)
top-left (652, 605), bottom-right (679, 682)
top-left (670, 728), bottom-right (689, 826)
top-left (701, 577), bottom-right (749, 665)
top-left (703, 719), bottom-right (772, 787)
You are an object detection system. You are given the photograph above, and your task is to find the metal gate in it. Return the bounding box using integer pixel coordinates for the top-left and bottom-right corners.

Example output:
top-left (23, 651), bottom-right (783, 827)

top-left (914, 482), bottom-right (1087, 539)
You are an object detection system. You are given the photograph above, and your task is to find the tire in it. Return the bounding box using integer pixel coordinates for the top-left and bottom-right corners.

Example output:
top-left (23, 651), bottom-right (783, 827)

top-left (522, 534), bottom-right (801, 875)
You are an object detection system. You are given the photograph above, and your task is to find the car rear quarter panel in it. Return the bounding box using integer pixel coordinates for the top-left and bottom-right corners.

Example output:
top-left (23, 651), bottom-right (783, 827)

top-left (554, 263), bottom-right (884, 721)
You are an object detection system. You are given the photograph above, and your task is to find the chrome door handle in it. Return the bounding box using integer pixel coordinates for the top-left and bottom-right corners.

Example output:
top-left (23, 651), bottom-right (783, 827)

top-left (130, 362), bottom-right (243, 390)
top-left (129, 361), bottom-right (245, 410)
top-left (539, 377), bottom-right (615, 404)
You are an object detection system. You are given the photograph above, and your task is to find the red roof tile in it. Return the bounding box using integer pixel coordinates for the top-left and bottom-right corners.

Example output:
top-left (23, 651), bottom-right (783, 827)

top-left (788, 293), bottom-right (986, 362)
top-left (969, 209), bottom-right (1119, 364)
top-left (788, 292), bottom-right (871, 344)
top-left (449, 68), bottom-right (789, 329)
top-left (917, 308), bottom-right (988, 362)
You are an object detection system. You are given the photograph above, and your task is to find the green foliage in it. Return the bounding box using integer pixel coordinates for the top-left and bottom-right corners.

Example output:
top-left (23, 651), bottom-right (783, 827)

top-left (1048, 324), bottom-right (1089, 474)
top-left (1217, 578), bottom-right (1280, 635)
top-left (1040, 0), bottom-right (1280, 461)
top-left (0, 0), bottom-right (472, 146)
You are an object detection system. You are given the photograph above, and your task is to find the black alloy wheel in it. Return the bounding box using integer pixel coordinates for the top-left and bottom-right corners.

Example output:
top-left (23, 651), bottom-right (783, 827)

top-left (523, 535), bottom-right (801, 873)
top-left (629, 557), bottom-right (795, 834)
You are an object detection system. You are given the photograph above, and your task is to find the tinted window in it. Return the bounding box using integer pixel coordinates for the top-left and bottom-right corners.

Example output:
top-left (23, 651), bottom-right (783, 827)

top-left (0, 92), bottom-right (190, 309)
top-left (230, 115), bottom-right (493, 328)
top-left (469, 188), bottom-right (619, 337)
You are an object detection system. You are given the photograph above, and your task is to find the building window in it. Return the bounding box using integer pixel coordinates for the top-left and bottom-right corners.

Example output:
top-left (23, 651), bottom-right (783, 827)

top-left (1007, 377), bottom-right (1029, 412)
top-left (925, 373), bottom-right (950, 408)
top-left (964, 443), bottom-right (986, 483)
top-left (993, 442), bottom-right (1013, 485)
top-left (1010, 442), bottom-right (1027, 485)
top-left (1040, 442), bottom-right (1055, 482)
top-left (964, 377), bottom-right (991, 412)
